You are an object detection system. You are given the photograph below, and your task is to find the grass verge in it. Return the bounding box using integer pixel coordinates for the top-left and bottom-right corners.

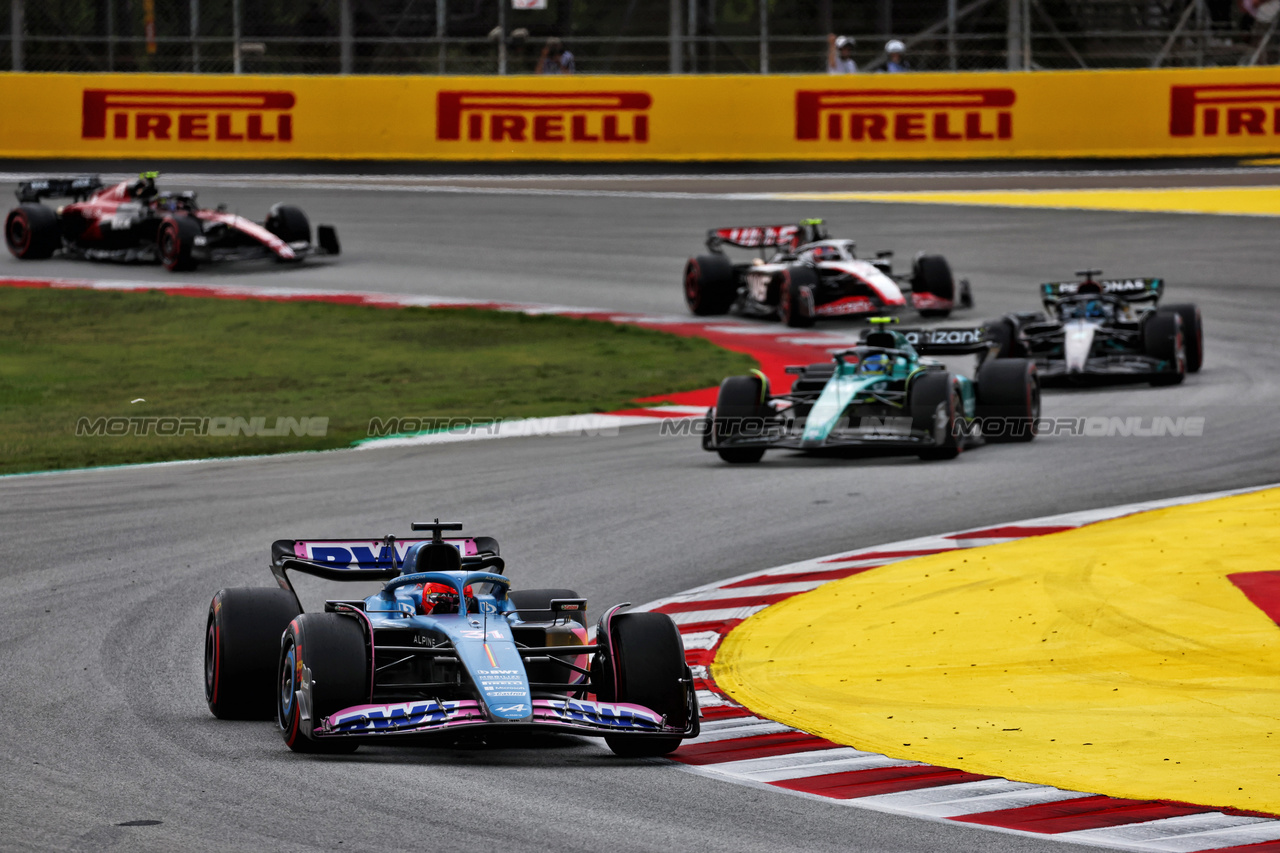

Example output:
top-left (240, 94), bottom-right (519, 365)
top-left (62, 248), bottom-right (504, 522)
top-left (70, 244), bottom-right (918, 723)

top-left (0, 288), bottom-right (753, 475)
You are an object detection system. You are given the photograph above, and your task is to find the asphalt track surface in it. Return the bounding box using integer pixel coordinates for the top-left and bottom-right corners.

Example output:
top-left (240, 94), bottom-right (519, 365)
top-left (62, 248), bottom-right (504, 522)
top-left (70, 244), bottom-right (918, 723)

top-left (3, 177), bottom-right (1279, 853)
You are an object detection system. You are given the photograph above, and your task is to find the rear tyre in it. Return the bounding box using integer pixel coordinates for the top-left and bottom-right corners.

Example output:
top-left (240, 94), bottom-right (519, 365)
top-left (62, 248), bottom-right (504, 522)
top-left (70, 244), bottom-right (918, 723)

top-left (5, 204), bottom-right (60, 259)
top-left (205, 587), bottom-right (301, 720)
top-left (1161, 303), bottom-right (1202, 373)
top-left (603, 612), bottom-right (688, 758)
top-left (683, 254), bottom-right (737, 316)
top-left (976, 358), bottom-right (1039, 443)
top-left (908, 371), bottom-right (961, 460)
top-left (508, 587), bottom-right (587, 627)
top-left (912, 254), bottom-right (955, 318)
top-left (278, 613), bottom-right (367, 754)
top-left (712, 375), bottom-right (768, 463)
top-left (1143, 312), bottom-right (1185, 386)
top-left (779, 266), bottom-right (818, 328)
top-left (158, 215), bottom-right (201, 272)
top-left (265, 203), bottom-right (312, 245)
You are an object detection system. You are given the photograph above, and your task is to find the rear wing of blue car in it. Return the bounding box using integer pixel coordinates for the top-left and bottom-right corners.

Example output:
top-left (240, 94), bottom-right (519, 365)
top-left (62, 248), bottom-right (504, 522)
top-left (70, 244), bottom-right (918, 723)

top-left (1041, 278), bottom-right (1163, 302)
top-left (268, 535), bottom-right (503, 589)
top-left (16, 176), bottom-right (103, 203)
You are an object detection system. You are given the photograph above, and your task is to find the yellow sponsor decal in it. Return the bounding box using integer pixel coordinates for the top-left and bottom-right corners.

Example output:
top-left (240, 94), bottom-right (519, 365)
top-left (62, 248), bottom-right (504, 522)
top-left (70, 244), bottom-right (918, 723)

top-left (4, 67), bottom-right (1280, 161)
top-left (715, 488), bottom-right (1280, 813)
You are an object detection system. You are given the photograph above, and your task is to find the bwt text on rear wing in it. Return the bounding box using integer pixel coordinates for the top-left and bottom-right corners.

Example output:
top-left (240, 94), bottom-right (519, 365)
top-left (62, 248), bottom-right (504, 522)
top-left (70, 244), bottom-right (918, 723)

top-left (267, 536), bottom-right (503, 588)
top-left (16, 176), bottom-right (104, 203)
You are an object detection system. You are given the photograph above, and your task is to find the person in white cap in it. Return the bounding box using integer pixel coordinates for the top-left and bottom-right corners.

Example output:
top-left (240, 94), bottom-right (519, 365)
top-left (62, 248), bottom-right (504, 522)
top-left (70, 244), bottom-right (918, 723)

top-left (827, 33), bottom-right (857, 74)
top-left (884, 39), bottom-right (908, 72)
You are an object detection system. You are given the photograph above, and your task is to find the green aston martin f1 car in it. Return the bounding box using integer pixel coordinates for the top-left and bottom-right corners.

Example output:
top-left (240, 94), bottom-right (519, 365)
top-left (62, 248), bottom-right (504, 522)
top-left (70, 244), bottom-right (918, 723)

top-left (702, 322), bottom-right (1039, 462)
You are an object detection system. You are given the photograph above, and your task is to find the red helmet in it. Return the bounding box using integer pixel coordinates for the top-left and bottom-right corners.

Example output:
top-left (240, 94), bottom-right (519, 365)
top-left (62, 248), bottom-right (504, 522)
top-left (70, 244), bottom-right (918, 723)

top-left (417, 582), bottom-right (475, 615)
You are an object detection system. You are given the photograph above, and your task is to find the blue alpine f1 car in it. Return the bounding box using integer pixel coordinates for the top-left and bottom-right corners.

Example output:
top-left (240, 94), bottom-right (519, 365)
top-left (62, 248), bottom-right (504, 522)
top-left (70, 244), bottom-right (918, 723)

top-left (702, 321), bottom-right (1040, 462)
top-left (204, 521), bottom-right (698, 757)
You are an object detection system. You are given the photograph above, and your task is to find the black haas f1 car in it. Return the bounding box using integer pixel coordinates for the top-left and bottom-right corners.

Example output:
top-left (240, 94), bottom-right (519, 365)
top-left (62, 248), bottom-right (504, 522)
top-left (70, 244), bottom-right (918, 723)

top-left (5, 173), bottom-right (339, 271)
top-left (683, 219), bottom-right (973, 327)
top-left (703, 321), bottom-right (1039, 462)
top-left (988, 271), bottom-right (1203, 386)
top-left (205, 521), bottom-right (698, 757)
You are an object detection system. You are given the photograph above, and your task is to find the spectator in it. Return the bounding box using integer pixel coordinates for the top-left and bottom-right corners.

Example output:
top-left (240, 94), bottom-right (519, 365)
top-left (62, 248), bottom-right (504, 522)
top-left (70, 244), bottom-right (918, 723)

top-left (537, 38), bottom-right (575, 74)
top-left (827, 34), bottom-right (857, 74)
top-left (884, 39), bottom-right (909, 72)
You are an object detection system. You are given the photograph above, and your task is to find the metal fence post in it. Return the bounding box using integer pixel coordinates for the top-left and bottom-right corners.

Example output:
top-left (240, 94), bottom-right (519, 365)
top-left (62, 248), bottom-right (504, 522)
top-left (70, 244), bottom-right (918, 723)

top-left (11, 0), bottom-right (23, 72)
top-left (947, 0), bottom-right (958, 69)
top-left (232, 0), bottom-right (242, 73)
top-left (107, 0), bottom-right (115, 71)
top-left (437, 0), bottom-right (447, 75)
top-left (687, 0), bottom-right (697, 72)
top-left (498, 0), bottom-right (507, 75)
top-left (340, 0), bottom-right (353, 74)
top-left (1006, 0), bottom-right (1021, 69)
top-left (759, 0), bottom-right (769, 73)
top-left (670, 0), bottom-right (683, 73)
top-left (191, 0), bottom-right (201, 72)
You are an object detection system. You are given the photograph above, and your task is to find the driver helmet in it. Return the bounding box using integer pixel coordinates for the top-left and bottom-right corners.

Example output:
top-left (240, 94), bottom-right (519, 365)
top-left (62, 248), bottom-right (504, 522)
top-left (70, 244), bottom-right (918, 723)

top-left (131, 172), bottom-right (158, 200)
top-left (862, 353), bottom-right (890, 374)
top-left (809, 244), bottom-right (842, 262)
top-left (1084, 299), bottom-right (1105, 318)
top-left (417, 582), bottom-right (475, 615)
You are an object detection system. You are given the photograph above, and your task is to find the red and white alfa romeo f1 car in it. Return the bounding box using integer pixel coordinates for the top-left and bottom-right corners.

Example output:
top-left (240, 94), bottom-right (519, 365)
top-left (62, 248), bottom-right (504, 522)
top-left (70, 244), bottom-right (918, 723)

top-left (683, 219), bottom-right (972, 327)
top-left (4, 173), bottom-right (339, 271)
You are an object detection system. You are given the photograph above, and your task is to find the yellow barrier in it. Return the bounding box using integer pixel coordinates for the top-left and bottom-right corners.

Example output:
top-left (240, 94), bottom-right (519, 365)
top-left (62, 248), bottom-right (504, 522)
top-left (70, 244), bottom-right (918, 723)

top-left (3, 67), bottom-right (1280, 161)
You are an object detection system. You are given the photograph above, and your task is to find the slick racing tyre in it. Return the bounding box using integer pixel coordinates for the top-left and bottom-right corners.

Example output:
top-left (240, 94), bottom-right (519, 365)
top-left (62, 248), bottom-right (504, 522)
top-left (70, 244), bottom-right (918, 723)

top-left (601, 612), bottom-right (689, 758)
top-left (908, 370), bottom-right (962, 460)
top-left (158, 215), bottom-right (202, 272)
top-left (712, 374), bottom-right (769, 463)
top-left (684, 254), bottom-right (736, 316)
top-left (5, 204), bottom-right (60, 259)
top-left (976, 358), bottom-right (1039, 443)
top-left (1160, 303), bottom-right (1203, 373)
top-left (912, 254), bottom-right (956, 318)
top-left (278, 613), bottom-right (366, 754)
top-left (508, 588), bottom-right (587, 627)
top-left (205, 587), bottom-right (301, 720)
top-left (265, 203), bottom-right (312, 246)
top-left (1143, 311), bottom-right (1186, 386)
top-left (779, 266), bottom-right (818, 328)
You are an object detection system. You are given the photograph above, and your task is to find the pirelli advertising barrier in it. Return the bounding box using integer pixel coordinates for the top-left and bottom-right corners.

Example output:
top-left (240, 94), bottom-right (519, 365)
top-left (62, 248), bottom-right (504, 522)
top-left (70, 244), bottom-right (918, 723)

top-left (2, 67), bottom-right (1280, 161)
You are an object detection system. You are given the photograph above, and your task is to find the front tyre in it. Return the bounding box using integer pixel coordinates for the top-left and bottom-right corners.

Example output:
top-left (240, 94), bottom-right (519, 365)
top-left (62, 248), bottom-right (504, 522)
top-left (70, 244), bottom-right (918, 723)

top-left (602, 612), bottom-right (690, 758)
top-left (1143, 312), bottom-right (1186, 386)
top-left (278, 613), bottom-right (367, 754)
top-left (265, 203), bottom-right (312, 255)
top-left (908, 371), bottom-right (962, 460)
top-left (205, 587), bottom-right (301, 720)
top-left (779, 266), bottom-right (818, 328)
top-left (976, 358), bottom-right (1039, 443)
top-left (1160, 303), bottom-right (1202, 373)
top-left (712, 374), bottom-right (768, 463)
top-left (912, 254), bottom-right (956, 318)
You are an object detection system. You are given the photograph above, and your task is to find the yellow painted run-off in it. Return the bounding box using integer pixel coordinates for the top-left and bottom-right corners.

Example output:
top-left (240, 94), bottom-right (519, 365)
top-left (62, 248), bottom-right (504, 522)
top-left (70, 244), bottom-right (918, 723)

top-left (714, 488), bottom-right (1280, 814)
top-left (770, 186), bottom-right (1280, 217)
